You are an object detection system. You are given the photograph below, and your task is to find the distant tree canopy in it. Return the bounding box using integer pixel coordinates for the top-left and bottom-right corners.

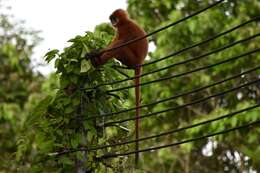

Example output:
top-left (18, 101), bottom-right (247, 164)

top-left (126, 0), bottom-right (260, 172)
top-left (0, 3), bottom-right (44, 172)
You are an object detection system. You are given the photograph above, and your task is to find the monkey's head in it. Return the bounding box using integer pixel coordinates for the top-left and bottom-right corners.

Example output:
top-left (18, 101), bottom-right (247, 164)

top-left (109, 9), bottom-right (128, 27)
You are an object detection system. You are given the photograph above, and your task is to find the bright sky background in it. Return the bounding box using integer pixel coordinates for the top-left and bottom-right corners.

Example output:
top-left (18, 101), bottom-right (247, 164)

top-left (6, 0), bottom-right (127, 74)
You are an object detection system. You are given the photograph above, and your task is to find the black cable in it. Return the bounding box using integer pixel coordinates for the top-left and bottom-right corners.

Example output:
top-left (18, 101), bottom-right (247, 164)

top-left (100, 120), bottom-right (260, 159)
top-left (94, 33), bottom-right (260, 87)
top-left (83, 66), bottom-right (260, 120)
top-left (104, 78), bottom-right (260, 126)
top-left (100, 0), bottom-right (224, 54)
top-left (107, 48), bottom-right (260, 92)
top-left (117, 16), bottom-right (260, 69)
top-left (51, 104), bottom-right (259, 156)
top-left (83, 17), bottom-right (260, 90)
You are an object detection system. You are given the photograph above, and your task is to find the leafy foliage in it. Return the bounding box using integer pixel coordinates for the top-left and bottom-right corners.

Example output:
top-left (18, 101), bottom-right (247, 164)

top-left (17, 24), bottom-right (136, 172)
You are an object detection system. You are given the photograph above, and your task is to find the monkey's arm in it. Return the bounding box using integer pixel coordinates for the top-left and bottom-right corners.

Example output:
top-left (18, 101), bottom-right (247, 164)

top-left (88, 39), bottom-right (137, 67)
top-left (85, 37), bottom-right (121, 67)
top-left (94, 38), bottom-right (123, 66)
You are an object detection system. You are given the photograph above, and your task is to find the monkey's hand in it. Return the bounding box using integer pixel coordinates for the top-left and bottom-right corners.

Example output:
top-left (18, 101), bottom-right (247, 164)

top-left (85, 49), bottom-right (102, 67)
top-left (85, 49), bottom-right (101, 60)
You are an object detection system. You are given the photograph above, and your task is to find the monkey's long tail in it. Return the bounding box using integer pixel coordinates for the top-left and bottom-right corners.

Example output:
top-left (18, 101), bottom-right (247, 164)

top-left (135, 66), bottom-right (141, 167)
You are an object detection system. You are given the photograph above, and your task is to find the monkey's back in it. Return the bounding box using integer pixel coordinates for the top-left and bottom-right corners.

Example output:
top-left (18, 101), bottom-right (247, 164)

top-left (117, 20), bottom-right (148, 65)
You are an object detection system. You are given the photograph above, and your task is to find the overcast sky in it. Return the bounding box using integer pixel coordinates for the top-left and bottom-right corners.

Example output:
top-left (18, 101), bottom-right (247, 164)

top-left (6, 0), bottom-right (127, 74)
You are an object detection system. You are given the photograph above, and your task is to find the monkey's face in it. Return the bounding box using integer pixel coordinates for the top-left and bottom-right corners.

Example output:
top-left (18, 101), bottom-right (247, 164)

top-left (109, 15), bottom-right (119, 27)
top-left (109, 9), bottom-right (128, 27)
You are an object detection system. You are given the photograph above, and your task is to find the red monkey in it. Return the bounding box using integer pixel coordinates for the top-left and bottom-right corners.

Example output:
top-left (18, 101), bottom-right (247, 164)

top-left (87, 9), bottom-right (148, 165)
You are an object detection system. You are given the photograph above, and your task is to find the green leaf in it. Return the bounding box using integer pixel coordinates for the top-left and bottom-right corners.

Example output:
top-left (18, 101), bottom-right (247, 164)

top-left (44, 49), bottom-right (59, 63)
top-left (60, 75), bottom-right (70, 88)
top-left (64, 106), bottom-right (74, 114)
top-left (68, 35), bottom-right (82, 43)
top-left (72, 98), bottom-right (80, 106)
top-left (62, 98), bottom-right (71, 106)
top-left (37, 138), bottom-right (54, 153)
top-left (76, 152), bottom-right (84, 160)
top-left (71, 137), bottom-right (79, 148)
top-left (31, 96), bottom-right (53, 118)
top-left (70, 59), bottom-right (78, 63)
top-left (80, 59), bottom-right (91, 73)
top-left (70, 75), bottom-right (78, 84)
top-left (60, 156), bottom-right (74, 166)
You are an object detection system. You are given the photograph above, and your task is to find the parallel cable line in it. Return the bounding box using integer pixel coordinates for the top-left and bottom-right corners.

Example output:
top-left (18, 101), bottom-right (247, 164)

top-left (140, 16), bottom-right (260, 67)
top-left (53, 104), bottom-right (259, 156)
top-left (114, 16), bottom-right (260, 70)
top-left (82, 17), bottom-right (260, 90)
top-left (107, 48), bottom-right (260, 92)
top-left (104, 79), bottom-right (260, 125)
top-left (100, 33), bottom-right (260, 86)
top-left (99, 120), bottom-right (260, 159)
top-left (83, 66), bottom-right (260, 120)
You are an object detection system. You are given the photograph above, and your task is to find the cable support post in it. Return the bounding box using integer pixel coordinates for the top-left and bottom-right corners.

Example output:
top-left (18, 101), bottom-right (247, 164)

top-left (83, 17), bottom-right (260, 90)
top-left (51, 104), bottom-right (259, 156)
top-left (104, 78), bottom-right (260, 126)
top-left (100, 0), bottom-right (225, 54)
top-left (107, 48), bottom-right (260, 92)
top-left (81, 66), bottom-right (260, 121)
top-left (99, 120), bottom-right (260, 159)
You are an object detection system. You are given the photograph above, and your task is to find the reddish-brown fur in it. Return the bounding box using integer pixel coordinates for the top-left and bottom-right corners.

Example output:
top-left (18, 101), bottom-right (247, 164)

top-left (92, 9), bottom-right (148, 165)
top-left (94, 9), bottom-right (148, 66)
